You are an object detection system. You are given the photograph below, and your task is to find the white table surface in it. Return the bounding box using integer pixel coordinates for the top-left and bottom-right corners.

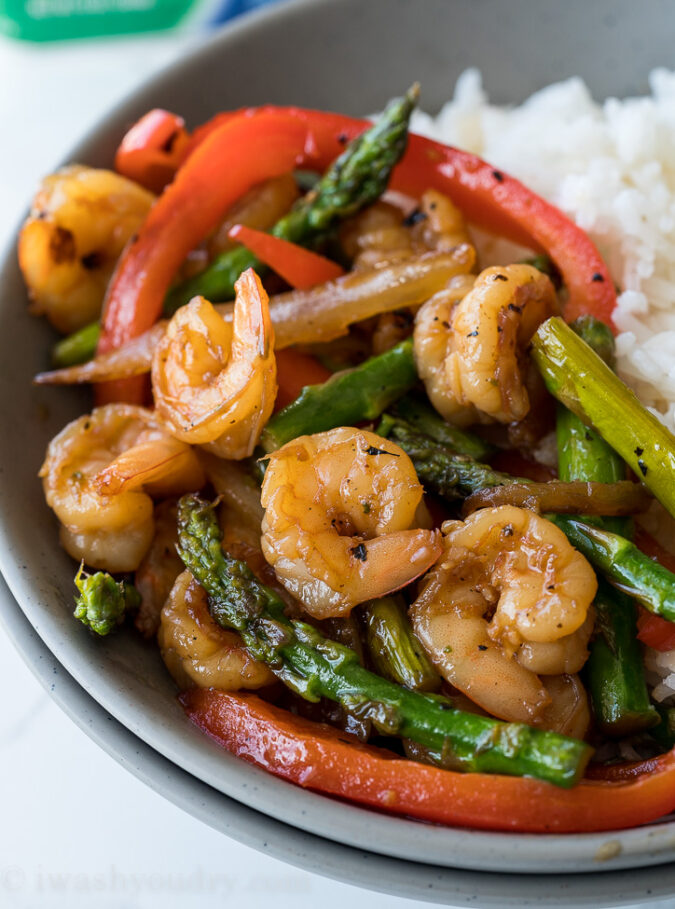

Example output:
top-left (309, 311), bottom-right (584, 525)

top-left (0, 29), bottom-right (670, 909)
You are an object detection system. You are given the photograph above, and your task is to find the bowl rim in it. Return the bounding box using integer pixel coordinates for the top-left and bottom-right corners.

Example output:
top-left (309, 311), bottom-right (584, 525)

top-left (2, 0), bottom-right (675, 879)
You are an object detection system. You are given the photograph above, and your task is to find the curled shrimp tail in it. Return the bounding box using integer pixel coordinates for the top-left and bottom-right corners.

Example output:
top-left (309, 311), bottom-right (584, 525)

top-left (95, 437), bottom-right (205, 496)
top-left (152, 268), bottom-right (277, 460)
top-left (349, 529), bottom-right (443, 603)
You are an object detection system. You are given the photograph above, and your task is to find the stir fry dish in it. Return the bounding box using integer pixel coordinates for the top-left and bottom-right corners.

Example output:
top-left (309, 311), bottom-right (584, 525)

top-left (23, 86), bottom-right (675, 833)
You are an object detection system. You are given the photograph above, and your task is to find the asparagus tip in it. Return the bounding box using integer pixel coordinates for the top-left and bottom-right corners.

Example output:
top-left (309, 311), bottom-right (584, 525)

top-left (407, 82), bottom-right (421, 105)
top-left (73, 564), bottom-right (139, 636)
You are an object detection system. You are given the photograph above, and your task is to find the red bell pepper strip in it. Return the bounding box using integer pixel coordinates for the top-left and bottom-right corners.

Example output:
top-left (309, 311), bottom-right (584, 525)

top-left (228, 224), bottom-right (345, 290)
top-left (180, 688), bottom-right (675, 833)
top-left (634, 527), bottom-right (675, 650)
top-left (181, 111), bottom-right (616, 326)
top-left (274, 348), bottom-right (332, 411)
top-left (100, 106), bottom-right (616, 403)
top-left (114, 109), bottom-right (190, 193)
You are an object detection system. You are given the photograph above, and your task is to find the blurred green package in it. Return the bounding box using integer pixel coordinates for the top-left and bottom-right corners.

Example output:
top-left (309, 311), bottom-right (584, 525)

top-left (0, 0), bottom-right (277, 41)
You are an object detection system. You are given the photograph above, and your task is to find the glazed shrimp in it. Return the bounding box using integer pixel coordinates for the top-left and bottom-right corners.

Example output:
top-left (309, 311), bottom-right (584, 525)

top-left (40, 404), bottom-right (205, 573)
top-left (340, 200), bottom-right (411, 268)
top-left (341, 190), bottom-right (474, 270)
top-left (412, 273), bottom-right (478, 426)
top-left (260, 427), bottom-right (442, 618)
top-left (409, 189), bottom-right (475, 255)
top-left (152, 269), bottom-right (277, 460)
top-left (409, 505), bottom-right (596, 723)
top-left (517, 611), bottom-right (594, 675)
top-left (134, 500), bottom-right (184, 639)
top-left (19, 166), bottom-right (154, 334)
top-left (158, 570), bottom-right (275, 691)
top-left (414, 263), bottom-right (557, 425)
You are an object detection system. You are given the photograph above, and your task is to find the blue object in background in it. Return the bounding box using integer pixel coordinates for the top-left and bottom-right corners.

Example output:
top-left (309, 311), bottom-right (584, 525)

top-left (210, 0), bottom-right (278, 25)
top-left (0, 0), bottom-right (283, 42)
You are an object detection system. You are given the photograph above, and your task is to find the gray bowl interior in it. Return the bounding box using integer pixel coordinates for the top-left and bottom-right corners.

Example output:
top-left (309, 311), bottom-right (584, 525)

top-left (2, 0), bottom-right (675, 883)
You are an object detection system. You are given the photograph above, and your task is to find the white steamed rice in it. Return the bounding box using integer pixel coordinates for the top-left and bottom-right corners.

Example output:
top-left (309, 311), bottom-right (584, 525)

top-left (412, 68), bottom-right (675, 435)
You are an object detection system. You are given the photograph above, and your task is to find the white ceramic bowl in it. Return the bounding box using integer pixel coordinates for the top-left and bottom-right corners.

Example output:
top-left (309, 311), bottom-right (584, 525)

top-left (2, 0), bottom-right (675, 901)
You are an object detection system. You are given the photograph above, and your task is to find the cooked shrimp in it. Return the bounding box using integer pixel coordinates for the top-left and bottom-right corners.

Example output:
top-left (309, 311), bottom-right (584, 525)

top-left (152, 269), bottom-right (277, 460)
top-left (341, 200), bottom-right (413, 268)
top-left (134, 500), bottom-right (183, 639)
top-left (409, 189), bottom-right (475, 255)
top-left (19, 166), bottom-right (154, 334)
top-left (40, 404), bottom-right (205, 573)
top-left (260, 427), bottom-right (442, 618)
top-left (517, 611), bottom-right (594, 675)
top-left (413, 274), bottom-right (478, 426)
top-left (409, 505), bottom-right (596, 723)
top-left (341, 190), bottom-right (473, 269)
top-left (158, 570), bottom-right (275, 690)
top-left (414, 263), bottom-right (558, 425)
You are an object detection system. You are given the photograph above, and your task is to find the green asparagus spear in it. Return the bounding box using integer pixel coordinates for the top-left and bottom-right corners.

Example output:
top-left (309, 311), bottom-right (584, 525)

top-left (260, 339), bottom-right (417, 452)
top-left (532, 316), bottom-right (675, 519)
top-left (52, 322), bottom-right (102, 369)
top-left (550, 515), bottom-right (675, 622)
top-left (73, 566), bottom-right (140, 636)
top-left (362, 596), bottom-right (441, 691)
top-left (177, 494), bottom-right (591, 786)
top-left (317, 614), bottom-right (370, 738)
top-left (390, 393), bottom-right (495, 461)
top-left (556, 316), bottom-right (625, 534)
top-left (377, 413), bottom-right (521, 500)
top-left (52, 87), bottom-right (419, 367)
top-left (585, 580), bottom-right (658, 736)
top-left (569, 314), bottom-right (617, 368)
top-left (556, 318), bottom-right (623, 493)
top-left (165, 85), bottom-right (419, 314)
top-left (555, 316), bottom-right (655, 736)
top-left (556, 409), bottom-right (626, 526)
top-left (379, 414), bottom-right (649, 514)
